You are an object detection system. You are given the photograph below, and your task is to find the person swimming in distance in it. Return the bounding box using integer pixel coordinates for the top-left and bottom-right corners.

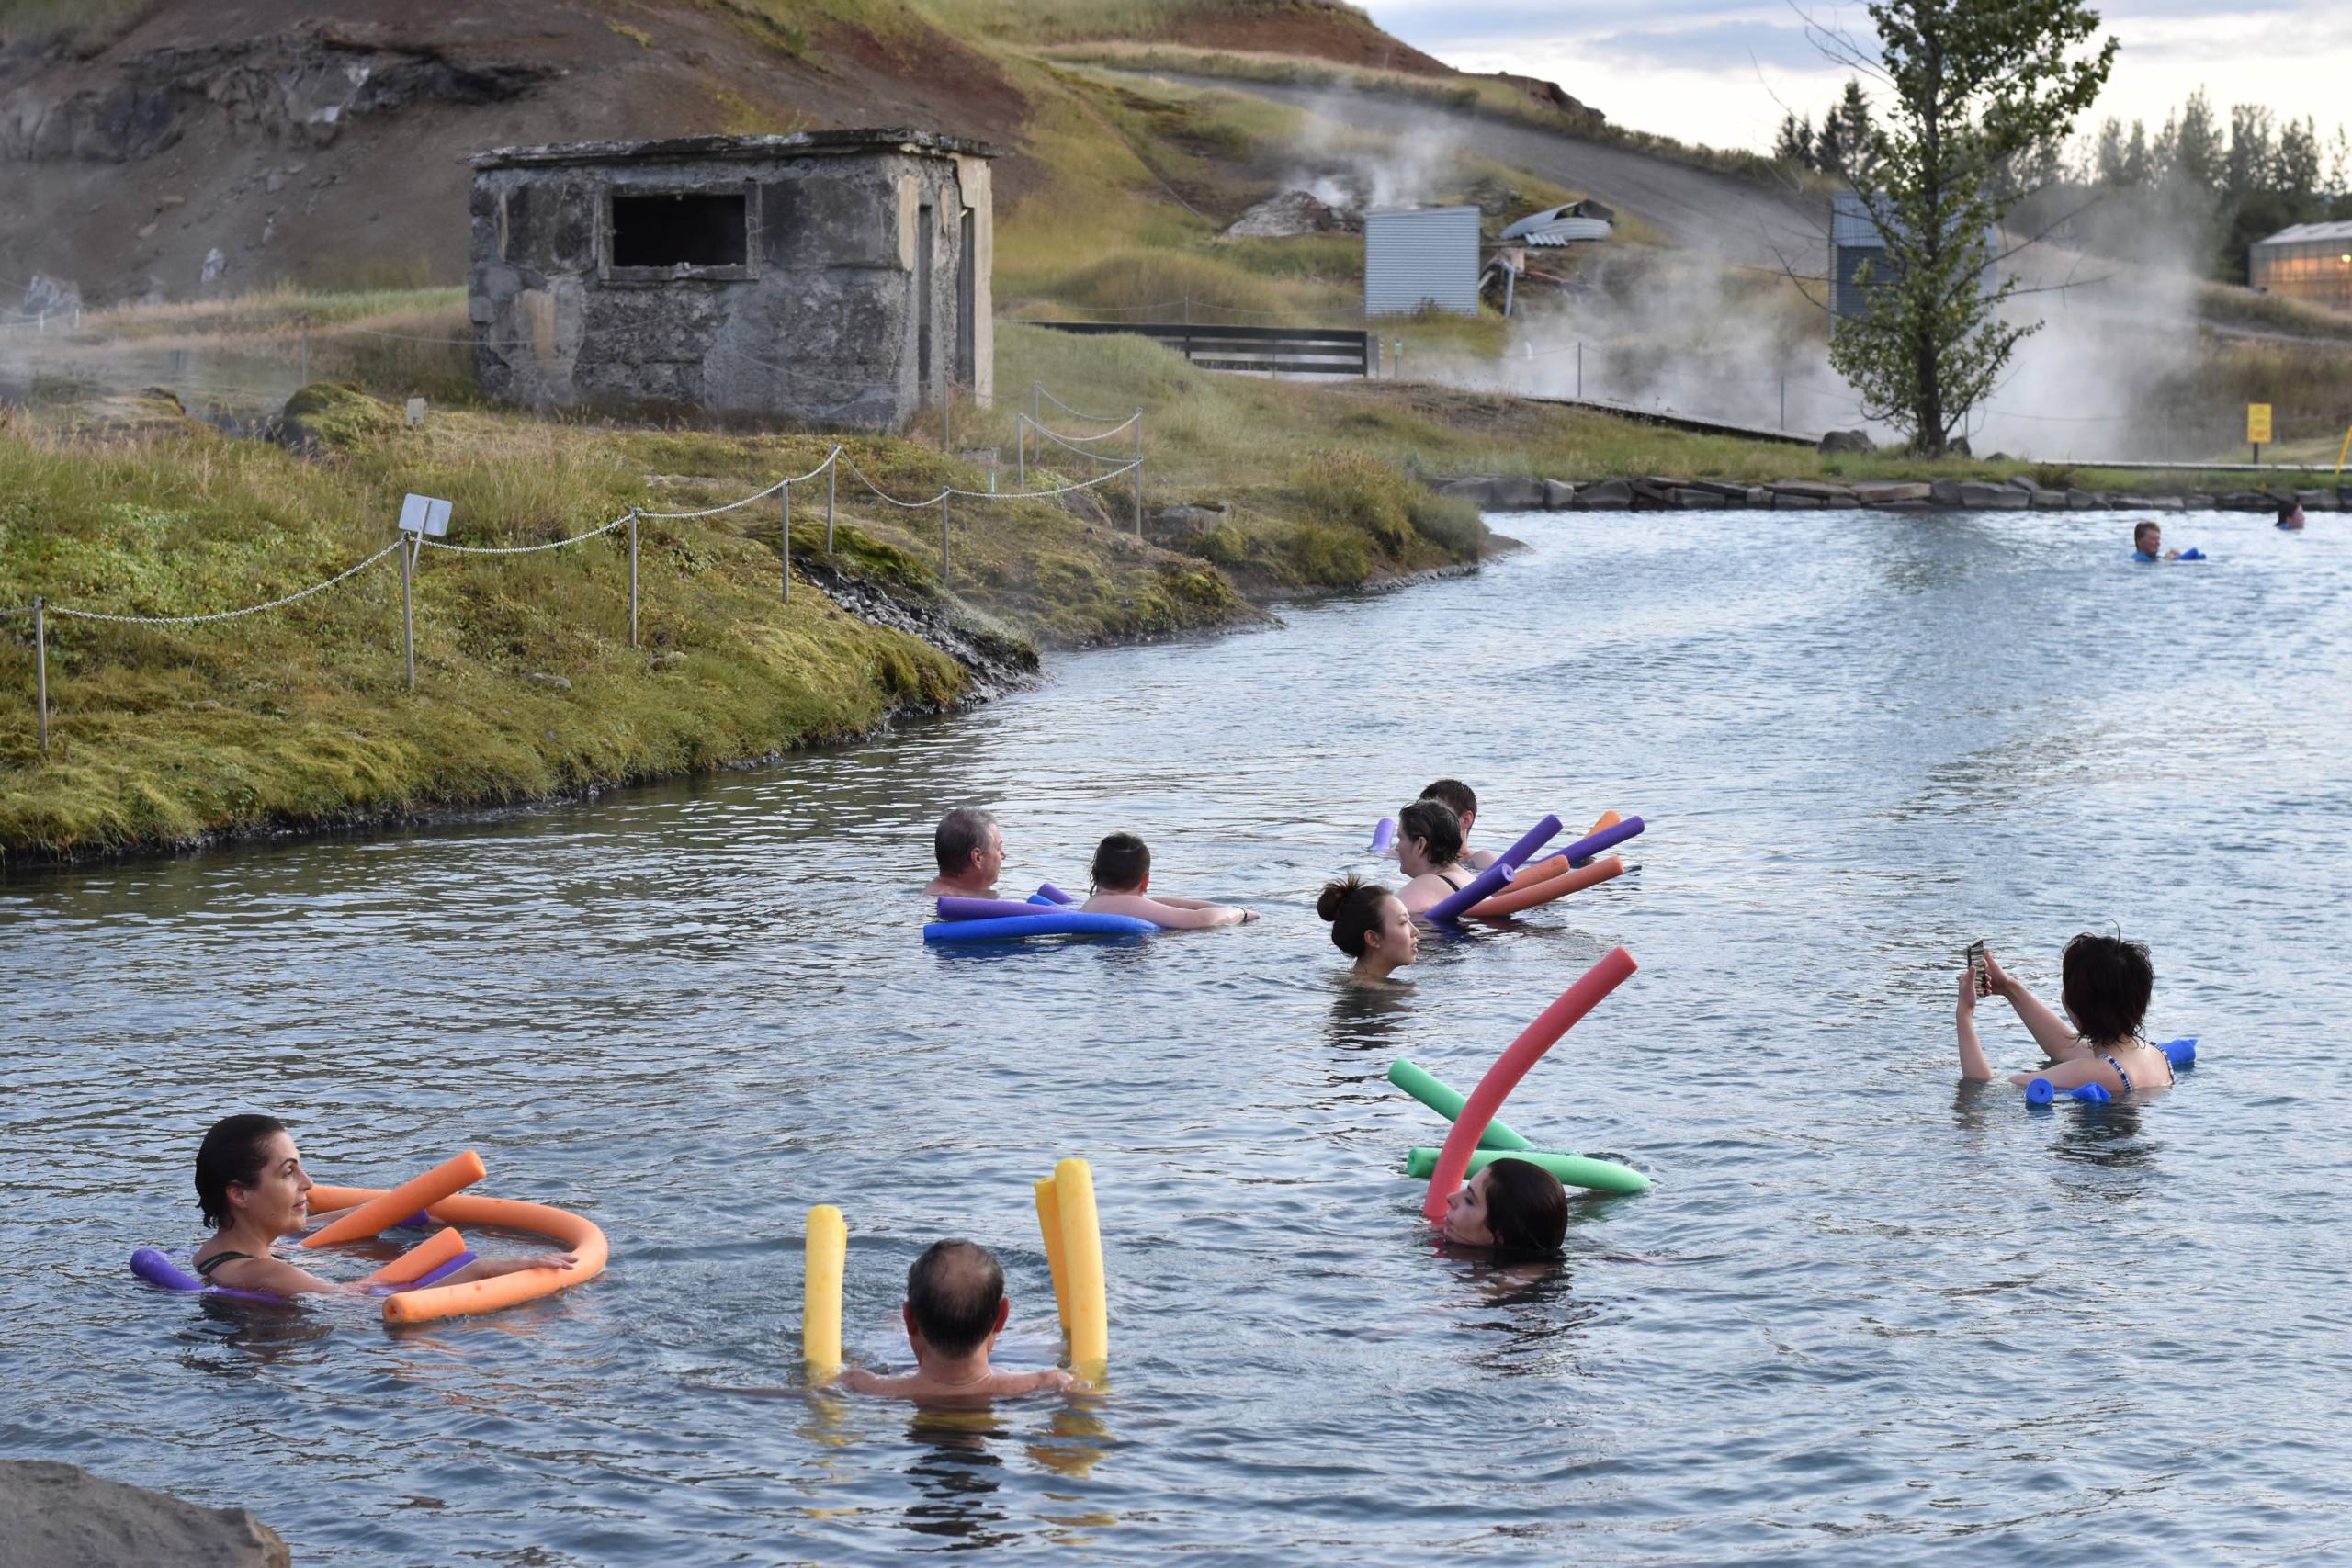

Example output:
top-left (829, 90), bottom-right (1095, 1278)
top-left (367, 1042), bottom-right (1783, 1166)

top-left (1956, 933), bottom-right (2176, 1097)
top-left (188, 1115), bottom-right (577, 1296)
top-left (1078, 832), bottom-right (1254, 928)
top-left (2278, 499), bottom-right (2306, 531)
top-left (2131, 521), bottom-right (2180, 562)
top-left (1394, 798), bottom-right (1475, 916)
top-left (1318, 874), bottom-right (1419, 986)
top-left (1418, 780), bottom-right (1499, 870)
top-left (1440, 1158), bottom-right (1569, 1257)
top-left (923, 807), bottom-right (1004, 897)
top-left (837, 1239), bottom-right (1076, 1400)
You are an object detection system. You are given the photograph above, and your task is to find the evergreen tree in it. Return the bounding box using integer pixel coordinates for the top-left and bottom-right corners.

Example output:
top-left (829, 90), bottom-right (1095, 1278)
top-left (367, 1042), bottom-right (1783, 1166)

top-left (2224, 104), bottom-right (2277, 201)
top-left (1817, 0), bottom-right (2116, 457)
top-left (2120, 120), bottom-right (2151, 187)
top-left (1835, 79), bottom-right (1880, 185)
top-left (2167, 90), bottom-right (2222, 193)
top-left (2091, 118), bottom-right (2126, 186)
top-left (1775, 112), bottom-right (1816, 168)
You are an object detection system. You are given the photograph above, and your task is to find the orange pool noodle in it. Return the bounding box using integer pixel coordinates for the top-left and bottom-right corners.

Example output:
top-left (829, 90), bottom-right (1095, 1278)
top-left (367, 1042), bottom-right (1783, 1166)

top-left (308, 1183), bottom-right (606, 1325)
top-left (301, 1151), bottom-right (487, 1248)
top-left (362, 1225), bottom-right (466, 1287)
top-left (1468, 855), bottom-right (1625, 918)
top-left (1588, 810), bottom-right (1622, 835)
top-left (1510, 853), bottom-right (1571, 887)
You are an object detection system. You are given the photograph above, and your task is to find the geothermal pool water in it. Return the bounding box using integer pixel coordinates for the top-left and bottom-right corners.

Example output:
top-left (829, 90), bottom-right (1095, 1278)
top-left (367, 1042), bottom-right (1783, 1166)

top-left (5, 508), bottom-right (2348, 1564)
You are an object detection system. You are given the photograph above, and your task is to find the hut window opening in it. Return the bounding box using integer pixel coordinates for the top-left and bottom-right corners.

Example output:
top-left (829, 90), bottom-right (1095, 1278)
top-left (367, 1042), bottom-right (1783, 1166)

top-left (609, 190), bottom-right (750, 270)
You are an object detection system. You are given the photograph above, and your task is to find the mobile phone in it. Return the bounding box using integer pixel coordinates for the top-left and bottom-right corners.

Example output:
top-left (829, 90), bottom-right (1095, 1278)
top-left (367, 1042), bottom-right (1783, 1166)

top-left (1965, 940), bottom-right (1989, 998)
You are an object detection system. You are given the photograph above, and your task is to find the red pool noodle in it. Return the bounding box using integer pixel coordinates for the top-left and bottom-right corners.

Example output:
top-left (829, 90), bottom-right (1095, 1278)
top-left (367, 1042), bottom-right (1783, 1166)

top-left (1420, 947), bottom-right (1639, 1223)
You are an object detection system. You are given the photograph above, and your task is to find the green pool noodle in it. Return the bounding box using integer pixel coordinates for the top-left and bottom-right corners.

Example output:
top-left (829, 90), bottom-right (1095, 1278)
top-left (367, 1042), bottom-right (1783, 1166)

top-left (1403, 1145), bottom-right (1651, 1195)
top-left (1387, 1059), bottom-right (1532, 1150)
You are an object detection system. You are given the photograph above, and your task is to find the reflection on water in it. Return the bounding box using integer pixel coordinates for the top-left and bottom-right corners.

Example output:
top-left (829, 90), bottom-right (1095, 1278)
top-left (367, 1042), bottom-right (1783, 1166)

top-left (3, 509), bottom-right (2349, 1563)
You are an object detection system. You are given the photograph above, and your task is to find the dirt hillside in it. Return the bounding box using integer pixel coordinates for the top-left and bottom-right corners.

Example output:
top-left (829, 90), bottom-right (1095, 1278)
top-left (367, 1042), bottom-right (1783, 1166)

top-left (0, 0), bottom-right (1465, 306)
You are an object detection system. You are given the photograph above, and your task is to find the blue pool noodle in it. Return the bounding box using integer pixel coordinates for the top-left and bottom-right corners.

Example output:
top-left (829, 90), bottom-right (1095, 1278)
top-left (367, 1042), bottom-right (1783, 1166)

top-left (1035, 882), bottom-right (1077, 906)
top-left (2025, 1077), bottom-right (2112, 1106)
top-left (2159, 1037), bottom-right (2196, 1068)
top-left (924, 911), bottom-right (1155, 942)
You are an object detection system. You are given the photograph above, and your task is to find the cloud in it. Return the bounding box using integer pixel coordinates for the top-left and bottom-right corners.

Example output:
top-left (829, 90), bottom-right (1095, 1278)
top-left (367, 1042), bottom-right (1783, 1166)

top-left (1575, 18), bottom-right (1838, 72)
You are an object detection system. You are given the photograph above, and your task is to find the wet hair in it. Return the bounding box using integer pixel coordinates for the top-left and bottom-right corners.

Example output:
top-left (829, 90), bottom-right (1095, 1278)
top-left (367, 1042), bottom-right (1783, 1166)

top-left (934, 807), bottom-right (996, 877)
top-left (1480, 1158), bottom-right (1569, 1257)
top-left (2060, 931), bottom-right (2154, 1045)
top-left (1397, 798), bottom-right (1464, 868)
top-left (2278, 500), bottom-right (2301, 524)
top-left (1318, 874), bottom-right (1394, 956)
top-left (906, 1238), bottom-right (1004, 1357)
top-left (2132, 520), bottom-right (2160, 547)
top-left (195, 1114), bottom-right (287, 1231)
top-left (1090, 832), bottom-right (1149, 892)
top-left (1419, 779), bottom-right (1476, 823)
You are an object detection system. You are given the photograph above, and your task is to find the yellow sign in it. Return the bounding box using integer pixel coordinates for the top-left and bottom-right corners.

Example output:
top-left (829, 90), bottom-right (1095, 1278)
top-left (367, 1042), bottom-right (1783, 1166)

top-left (2247, 403), bottom-right (2273, 445)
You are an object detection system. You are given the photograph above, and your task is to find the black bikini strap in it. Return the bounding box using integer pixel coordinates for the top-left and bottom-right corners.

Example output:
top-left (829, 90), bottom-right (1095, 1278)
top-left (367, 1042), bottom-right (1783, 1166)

top-left (195, 1250), bottom-right (254, 1278)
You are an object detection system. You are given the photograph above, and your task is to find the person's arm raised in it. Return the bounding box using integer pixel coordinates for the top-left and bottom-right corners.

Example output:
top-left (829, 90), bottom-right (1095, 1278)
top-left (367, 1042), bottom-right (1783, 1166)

top-left (1983, 951), bottom-right (2086, 1061)
top-left (1956, 969), bottom-right (1994, 1081)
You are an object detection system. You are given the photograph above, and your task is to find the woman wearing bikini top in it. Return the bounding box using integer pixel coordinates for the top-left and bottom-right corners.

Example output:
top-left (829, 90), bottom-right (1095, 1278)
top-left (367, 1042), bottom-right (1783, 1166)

top-left (1394, 798), bottom-right (1476, 916)
top-left (1956, 932), bottom-right (2177, 1096)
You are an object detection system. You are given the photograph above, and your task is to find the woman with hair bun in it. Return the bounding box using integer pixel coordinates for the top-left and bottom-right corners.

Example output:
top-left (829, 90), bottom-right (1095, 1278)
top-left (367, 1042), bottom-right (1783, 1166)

top-left (1318, 875), bottom-right (1419, 986)
top-left (1393, 798), bottom-right (1474, 916)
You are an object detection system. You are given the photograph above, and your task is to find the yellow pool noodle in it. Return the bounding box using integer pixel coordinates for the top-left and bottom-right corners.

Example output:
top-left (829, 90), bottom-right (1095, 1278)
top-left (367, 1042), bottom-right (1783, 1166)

top-left (803, 1205), bottom-right (846, 1376)
top-left (1034, 1176), bottom-right (1073, 1340)
top-left (1054, 1158), bottom-right (1108, 1371)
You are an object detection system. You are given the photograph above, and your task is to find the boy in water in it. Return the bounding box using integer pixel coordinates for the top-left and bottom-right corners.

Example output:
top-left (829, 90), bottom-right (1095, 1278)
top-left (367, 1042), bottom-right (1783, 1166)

top-left (1079, 833), bottom-right (1254, 928)
top-left (2277, 499), bottom-right (2306, 531)
top-left (839, 1240), bottom-right (1075, 1400)
top-left (923, 807), bottom-right (1004, 897)
top-left (1419, 779), bottom-right (1499, 869)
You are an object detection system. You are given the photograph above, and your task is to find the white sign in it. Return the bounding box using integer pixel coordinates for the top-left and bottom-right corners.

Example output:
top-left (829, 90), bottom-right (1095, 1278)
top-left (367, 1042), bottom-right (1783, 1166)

top-left (405, 398), bottom-right (427, 428)
top-left (398, 493), bottom-right (452, 537)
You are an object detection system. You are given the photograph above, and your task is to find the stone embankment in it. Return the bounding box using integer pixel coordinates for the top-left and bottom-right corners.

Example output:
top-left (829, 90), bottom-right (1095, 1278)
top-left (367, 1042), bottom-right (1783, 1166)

top-left (0, 1461), bottom-right (289, 1568)
top-left (1435, 475), bottom-right (2351, 513)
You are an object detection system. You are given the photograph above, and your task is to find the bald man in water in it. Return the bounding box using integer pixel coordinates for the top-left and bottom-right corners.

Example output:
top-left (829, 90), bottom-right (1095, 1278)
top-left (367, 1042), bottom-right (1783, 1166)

top-left (838, 1240), bottom-right (1074, 1401)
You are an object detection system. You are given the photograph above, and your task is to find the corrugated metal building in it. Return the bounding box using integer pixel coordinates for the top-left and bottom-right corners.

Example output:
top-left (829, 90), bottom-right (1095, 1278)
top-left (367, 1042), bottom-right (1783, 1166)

top-left (2251, 220), bottom-right (2352, 311)
top-left (1830, 190), bottom-right (2000, 321)
top-left (1364, 205), bottom-right (1481, 317)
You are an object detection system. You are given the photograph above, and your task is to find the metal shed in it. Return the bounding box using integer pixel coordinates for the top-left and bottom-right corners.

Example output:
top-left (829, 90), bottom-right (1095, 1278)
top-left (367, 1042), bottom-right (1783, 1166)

top-left (1830, 189), bottom-right (2000, 321)
top-left (1364, 205), bottom-right (1481, 317)
top-left (2251, 221), bottom-right (2352, 311)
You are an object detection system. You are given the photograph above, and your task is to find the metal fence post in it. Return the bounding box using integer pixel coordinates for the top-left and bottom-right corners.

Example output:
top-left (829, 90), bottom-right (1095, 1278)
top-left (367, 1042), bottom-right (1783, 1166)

top-left (1032, 381), bottom-right (1040, 430)
top-left (1134, 409), bottom-right (1144, 536)
top-left (1017, 413), bottom-right (1026, 489)
top-left (33, 594), bottom-right (47, 755)
top-left (1780, 375), bottom-right (1786, 431)
top-left (400, 543), bottom-right (416, 693)
top-left (781, 481), bottom-right (791, 603)
top-left (1576, 340), bottom-right (1583, 400)
top-left (299, 314), bottom-right (310, 385)
top-left (628, 510), bottom-right (639, 649)
top-left (826, 450), bottom-right (837, 554)
top-left (939, 493), bottom-right (951, 586)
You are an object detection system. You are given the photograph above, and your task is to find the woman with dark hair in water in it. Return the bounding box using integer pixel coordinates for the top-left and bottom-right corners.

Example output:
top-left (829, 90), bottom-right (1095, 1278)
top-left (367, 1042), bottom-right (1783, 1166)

top-left (1440, 1158), bottom-right (1569, 1257)
top-left (1957, 932), bottom-right (2176, 1097)
top-left (1318, 874), bottom-right (1419, 985)
top-left (1394, 799), bottom-right (1473, 916)
top-left (189, 1115), bottom-right (575, 1297)
top-left (1078, 832), bottom-right (1254, 929)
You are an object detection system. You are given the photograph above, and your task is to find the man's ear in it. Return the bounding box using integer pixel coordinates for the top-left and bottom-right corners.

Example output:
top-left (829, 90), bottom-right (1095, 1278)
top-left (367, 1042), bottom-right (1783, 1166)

top-left (992, 1297), bottom-right (1011, 1334)
top-left (902, 1301), bottom-right (920, 1348)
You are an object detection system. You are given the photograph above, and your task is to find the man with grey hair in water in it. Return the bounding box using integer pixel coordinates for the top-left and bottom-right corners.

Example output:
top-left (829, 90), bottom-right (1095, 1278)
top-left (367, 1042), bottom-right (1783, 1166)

top-left (838, 1239), bottom-right (1074, 1400)
top-left (922, 807), bottom-right (1004, 897)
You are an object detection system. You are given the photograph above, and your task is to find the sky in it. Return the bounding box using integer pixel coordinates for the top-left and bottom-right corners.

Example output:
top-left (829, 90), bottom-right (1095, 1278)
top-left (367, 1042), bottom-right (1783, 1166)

top-left (1361, 1), bottom-right (2352, 166)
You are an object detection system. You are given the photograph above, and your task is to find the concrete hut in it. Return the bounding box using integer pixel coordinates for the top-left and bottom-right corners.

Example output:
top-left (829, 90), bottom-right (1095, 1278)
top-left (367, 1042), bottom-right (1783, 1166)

top-left (467, 130), bottom-right (998, 430)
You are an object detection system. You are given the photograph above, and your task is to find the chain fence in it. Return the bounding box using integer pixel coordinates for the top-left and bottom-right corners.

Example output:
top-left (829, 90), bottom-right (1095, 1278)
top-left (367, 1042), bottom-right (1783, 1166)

top-left (5, 390), bottom-right (1145, 757)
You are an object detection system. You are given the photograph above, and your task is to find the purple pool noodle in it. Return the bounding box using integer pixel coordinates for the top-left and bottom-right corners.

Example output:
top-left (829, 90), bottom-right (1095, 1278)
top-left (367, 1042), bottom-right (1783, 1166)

top-left (130, 1247), bottom-right (284, 1305)
top-left (410, 1249), bottom-right (477, 1289)
top-left (1554, 815), bottom-right (1645, 865)
top-left (396, 1210), bottom-right (433, 1229)
top-left (1369, 818), bottom-right (1396, 852)
top-left (938, 896), bottom-right (1070, 921)
top-left (1492, 814), bottom-right (1564, 872)
top-left (1035, 882), bottom-right (1077, 906)
top-left (1421, 858), bottom-right (1521, 924)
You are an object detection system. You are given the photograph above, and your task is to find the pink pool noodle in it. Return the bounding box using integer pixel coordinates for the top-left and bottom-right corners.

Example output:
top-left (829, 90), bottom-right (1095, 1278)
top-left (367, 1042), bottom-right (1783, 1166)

top-left (1421, 946), bottom-right (1639, 1222)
